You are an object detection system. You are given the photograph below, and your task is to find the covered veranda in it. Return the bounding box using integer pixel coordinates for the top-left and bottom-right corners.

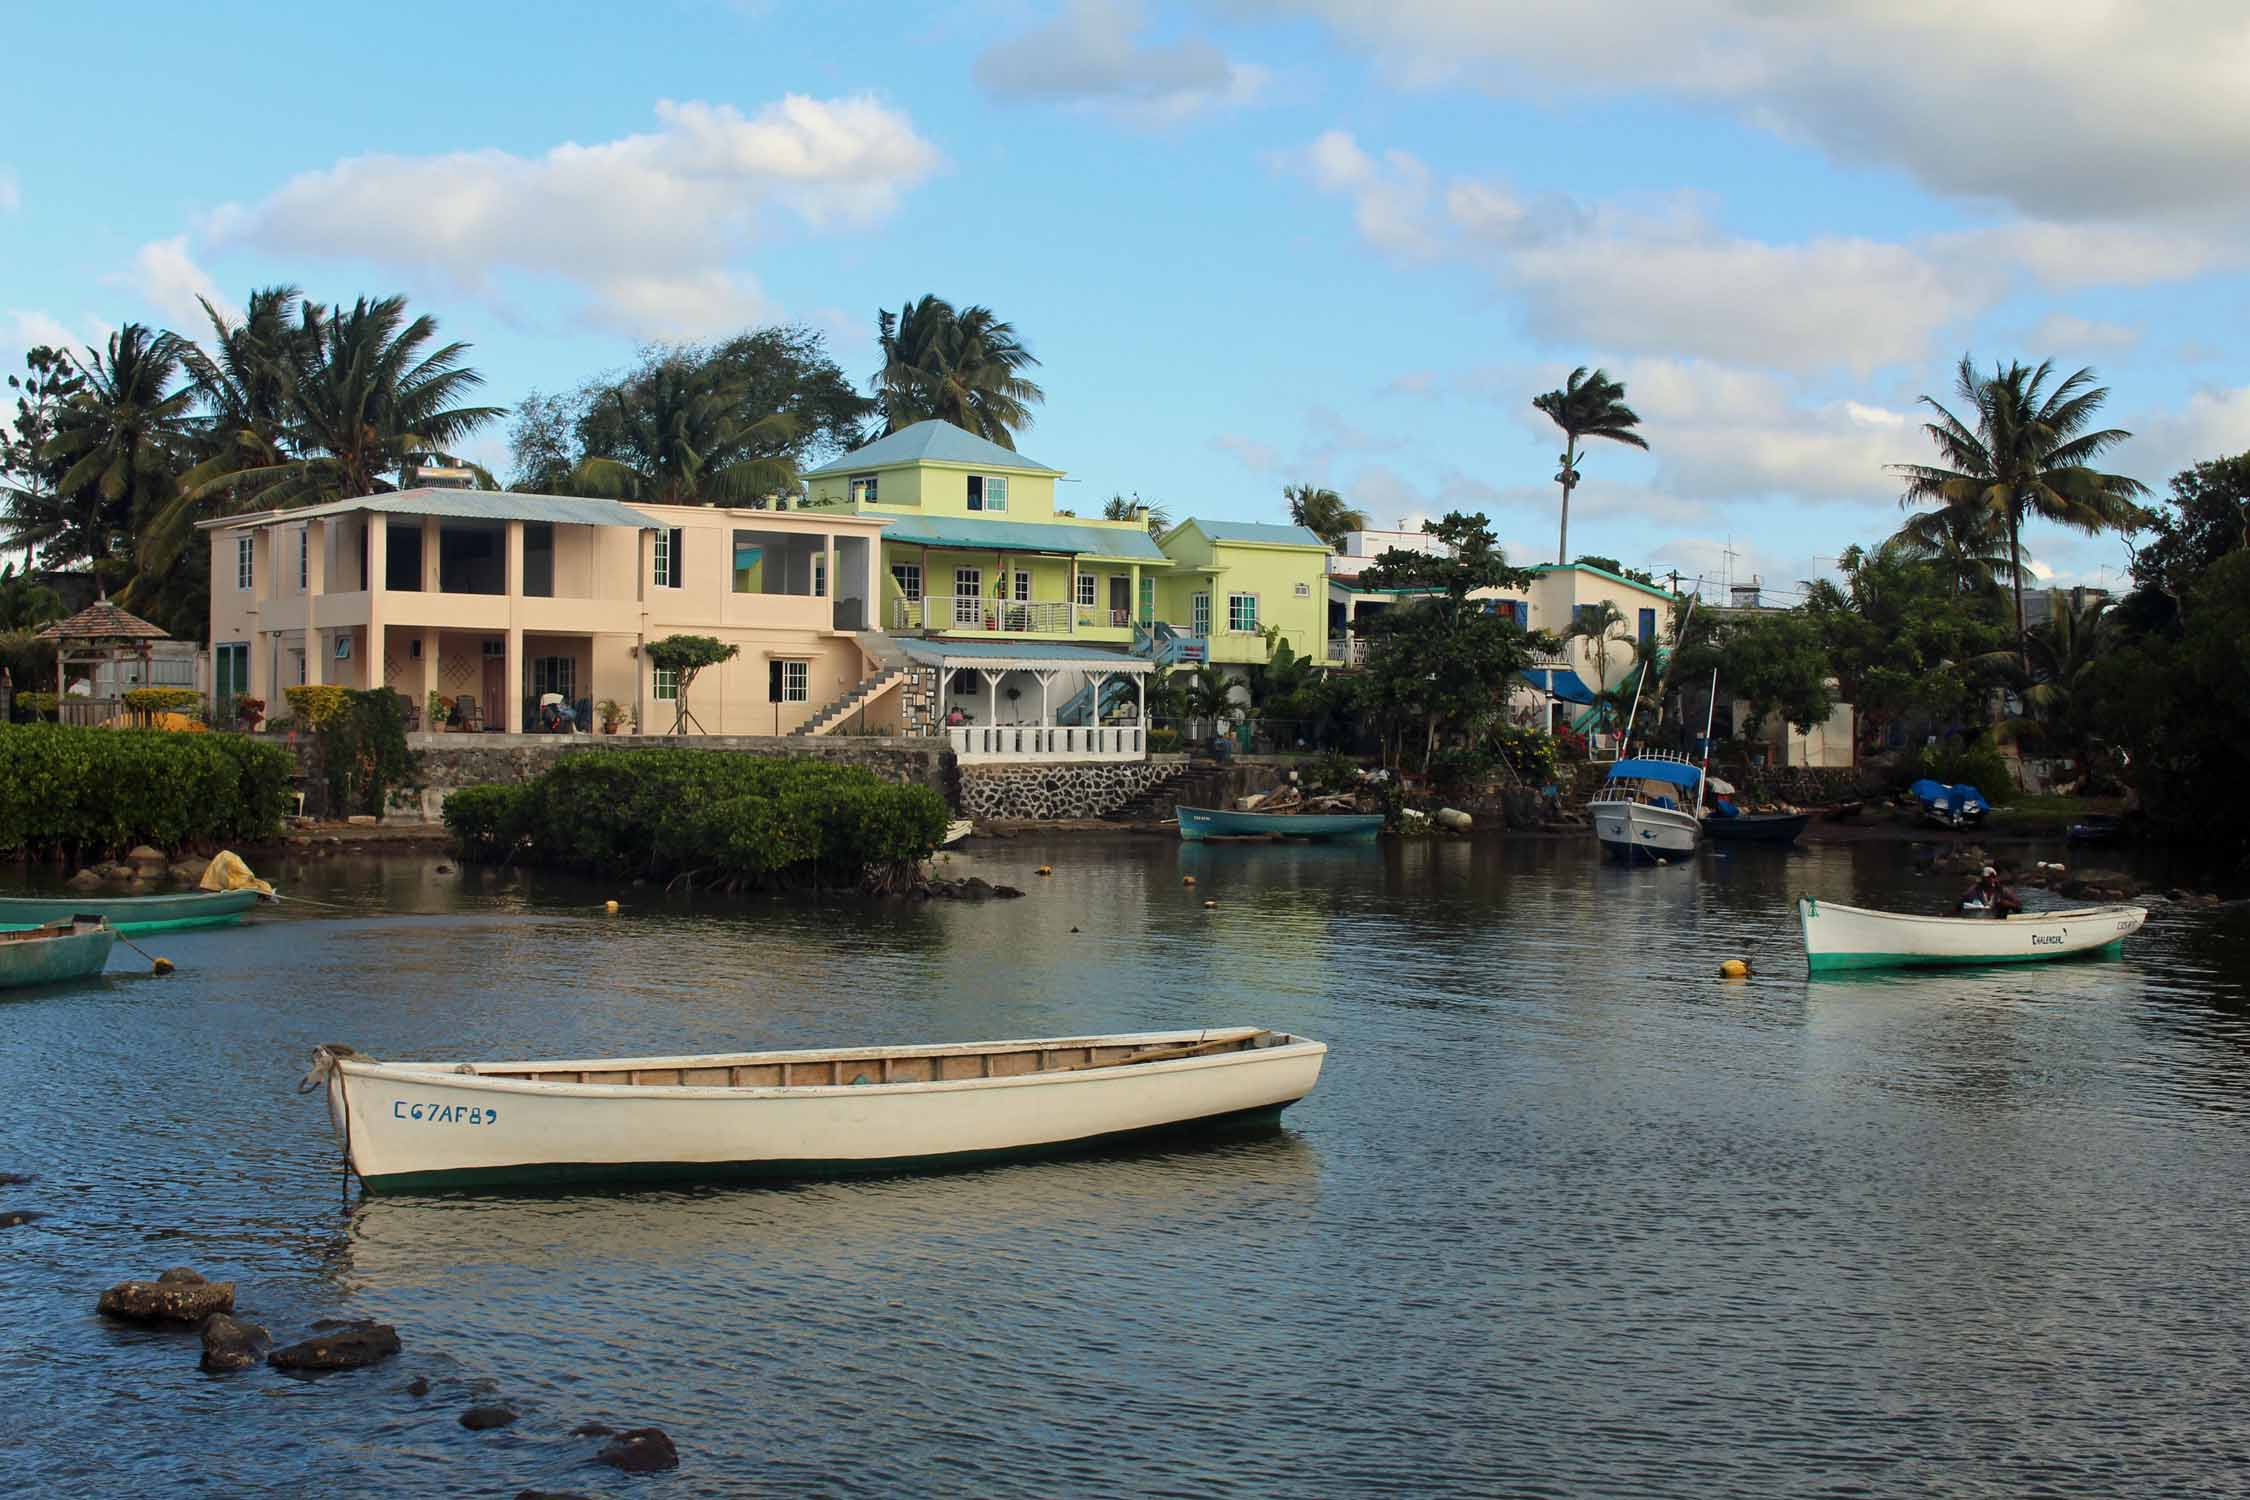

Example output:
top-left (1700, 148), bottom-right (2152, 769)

top-left (902, 639), bottom-right (1152, 764)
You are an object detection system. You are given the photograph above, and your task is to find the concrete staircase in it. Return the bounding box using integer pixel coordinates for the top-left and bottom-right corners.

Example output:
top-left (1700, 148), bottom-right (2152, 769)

top-left (792, 634), bottom-right (912, 737)
top-left (1100, 766), bottom-right (1230, 823)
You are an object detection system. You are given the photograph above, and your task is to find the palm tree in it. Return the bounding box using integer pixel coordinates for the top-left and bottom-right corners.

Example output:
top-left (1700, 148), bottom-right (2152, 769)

top-left (1283, 484), bottom-right (1368, 549)
top-left (1532, 367), bottom-right (1649, 565)
top-left (572, 354), bottom-right (799, 504)
top-left (1184, 665), bottom-right (1237, 736)
top-left (46, 323), bottom-right (197, 577)
top-left (0, 563), bottom-right (64, 631)
top-left (186, 295), bottom-right (502, 509)
top-left (1888, 498), bottom-right (2030, 596)
top-left (1892, 356), bottom-right (2147, 670)
top-left (1101, 492), bottom-right (1171, 536)
top-left (1562, 600), bottom-right (1630, 693)
top-left (872, 296), bottom-right (1044, 447)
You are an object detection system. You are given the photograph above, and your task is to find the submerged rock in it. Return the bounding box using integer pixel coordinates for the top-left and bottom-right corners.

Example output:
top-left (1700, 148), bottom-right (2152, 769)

top-left (0, 1171), bottom-right (33, 1187)
top-left (126, 845), bottom-right (166, 866)
top-left (98, 1269), bottom-right (236, 1323)
top-left (267, 1322), bottom-right (401, 1371)
top-left (102, 863), bottom-right (138, 881)
top-left (0, 1209), bottom-right (44, 1229)
top-left (65, 869), bottom-right (102, 890)
top-left (406, 1376), bottom-right (431, 1397)
top-left (992, 884), bottom-right (1027, 899)
top-left (596, 1427), bottom-right (679, 1473)
top-left (460, 1405), bottom-right (519, 1430)
top-left (199, 1313), bottom-right (271, 1372)
top-left (571, 1421), bottom-right (615, 1438)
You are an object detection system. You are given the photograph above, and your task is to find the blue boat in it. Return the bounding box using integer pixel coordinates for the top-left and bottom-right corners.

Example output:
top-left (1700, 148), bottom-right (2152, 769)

top-left (1177, 806), bottom-right (1384, 843)
top-left (1910, 779), bottom-right (1990, 830)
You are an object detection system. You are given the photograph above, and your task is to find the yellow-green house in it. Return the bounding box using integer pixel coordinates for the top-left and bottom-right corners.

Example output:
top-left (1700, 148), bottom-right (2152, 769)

top-left (1153, 519), bottom-right (1338, 667)
top-left (799, 421), bottom-right (1169, 645)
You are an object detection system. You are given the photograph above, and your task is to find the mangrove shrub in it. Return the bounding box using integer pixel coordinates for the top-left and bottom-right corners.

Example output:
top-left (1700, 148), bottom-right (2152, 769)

top-left (443, 749), bottom-right (950, 891)
top-left (0, 722), bottom-right (296, 858)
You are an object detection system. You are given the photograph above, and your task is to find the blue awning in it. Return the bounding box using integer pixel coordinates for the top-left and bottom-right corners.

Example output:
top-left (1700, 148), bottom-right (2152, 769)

top-left (1603, 757), bottom-right (1704, 790)
top-left (1521, 667), bottom-right (1594, 704)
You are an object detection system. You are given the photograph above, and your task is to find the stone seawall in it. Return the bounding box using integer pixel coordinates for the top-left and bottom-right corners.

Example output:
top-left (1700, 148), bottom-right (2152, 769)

top-left (293, 733), bottom-right (958, 820)
top-left (959, 761), bottom-right (1178, 821)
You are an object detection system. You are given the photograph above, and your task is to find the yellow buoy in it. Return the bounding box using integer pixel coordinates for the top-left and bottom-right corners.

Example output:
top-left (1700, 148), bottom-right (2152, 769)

top-left (1718, 959), bottom-right (1749, 979)
top-left (1203, 899), bottom-right (1218, 909)
top-left (1182, 875), bottom-right (1196, 886)
top-left (1037, 865), bottom-right (1054, 877)
top-left (151, 957), bottom-right (175, 976)
top-left (604, 900), bottom-right (620, 914)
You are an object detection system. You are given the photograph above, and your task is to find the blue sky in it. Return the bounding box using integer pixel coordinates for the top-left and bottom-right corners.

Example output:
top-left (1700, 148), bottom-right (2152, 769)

top-left (6, 0), bottom-right (2246, 599)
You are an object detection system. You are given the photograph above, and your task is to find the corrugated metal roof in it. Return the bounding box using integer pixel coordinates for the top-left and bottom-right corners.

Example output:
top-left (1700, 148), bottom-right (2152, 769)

top-left (900, 639), bottom-right (1153, 671)
top-left (279, 488), bottom-right (665, 529)
top-left (1183, 519), bottom-right (1328, 548)
top-left (879, 513), bottom-right (1168, 561)
top-left (803, 420), bottom-right (1060, 477)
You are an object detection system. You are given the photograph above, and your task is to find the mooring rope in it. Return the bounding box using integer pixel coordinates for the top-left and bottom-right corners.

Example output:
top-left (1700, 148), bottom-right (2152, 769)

top-left (299, 1044), bottom-right (362, 1196)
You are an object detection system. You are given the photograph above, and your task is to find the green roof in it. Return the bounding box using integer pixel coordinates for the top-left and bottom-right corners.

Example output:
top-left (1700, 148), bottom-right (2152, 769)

top-left (878, 513), bottom-right (1167, 561)
top-left (1179, 519), bottom-right (1327, 548)
top-left (804, 420), bottom-right (1060, 477)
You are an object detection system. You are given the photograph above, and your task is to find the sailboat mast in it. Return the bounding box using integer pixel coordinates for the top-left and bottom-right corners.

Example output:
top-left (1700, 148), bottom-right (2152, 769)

top-left (1694, 668), bottom-right (1719, 817)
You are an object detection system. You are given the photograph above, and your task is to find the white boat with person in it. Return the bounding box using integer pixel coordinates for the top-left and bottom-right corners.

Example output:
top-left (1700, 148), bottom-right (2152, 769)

top-left (1797, 896), bottom-right (2147, 974)
top-left (1589, 753), bottom-right (1710, 863)
top-left (301, 1027), bottom-right (1328, 1194)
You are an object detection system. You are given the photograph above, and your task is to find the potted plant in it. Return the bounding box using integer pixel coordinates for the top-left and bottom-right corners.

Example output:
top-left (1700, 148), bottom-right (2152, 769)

top-left (426, 691), bottom-right (450, 731)
top-left (597, 698), bottom-right (628, 735)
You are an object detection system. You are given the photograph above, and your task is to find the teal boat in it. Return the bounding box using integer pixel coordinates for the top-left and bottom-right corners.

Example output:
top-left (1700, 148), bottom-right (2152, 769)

top-left (1177, 805), bottom-right (1384, 843)
top-left (0, 888), bottom-right (263, 935)
top-left (0, 917), bottom-right (116, 989)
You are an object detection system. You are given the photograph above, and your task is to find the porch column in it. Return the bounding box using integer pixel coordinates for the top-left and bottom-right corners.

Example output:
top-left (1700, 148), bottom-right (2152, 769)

top-left (303, 519), bottom-right (325, 687)
top-left (983, 668), bottom-right (1000, 728)
top-left (1085, 672), bottom-right (1109, 732)
top-left (823, 532), bottom-right (836, 601)
top-left (504, 519), bottom-right (525, 734)
top-left (1069, 557), bottom-right (1079, 636)
top-left (862, 530), bottom-right (880, 622)
top-left (1136, 673), bottom-right (1146, 727)
top-left (1033, 670), bottom-right (1056, 726)
top-left (1129, 564), bottom-right (1141, 627)
top-left (365, 511), bottom-right (386, 693)
top-left (422, 515), bottom-right (440, 591)
top-left (420, 628), bottom-right (440, 722)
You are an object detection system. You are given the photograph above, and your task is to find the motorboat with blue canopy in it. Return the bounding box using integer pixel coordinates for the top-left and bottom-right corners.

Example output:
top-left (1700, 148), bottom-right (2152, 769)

top-left (1910, 778), bottom-right (1990, 829)
top-left (1589, 754), bottom-right (1709, 863)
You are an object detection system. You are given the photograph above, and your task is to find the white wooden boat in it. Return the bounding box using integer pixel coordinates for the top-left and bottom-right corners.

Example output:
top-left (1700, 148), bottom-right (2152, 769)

top-left (1588, 754), bottom-right (1707, 863)
top-left (941, 819), bottom-right (974, 846)
top-left (303, 1027), bottom-right (1326, 1193)
top-left (1797, 896), bottom-right (2146, 973)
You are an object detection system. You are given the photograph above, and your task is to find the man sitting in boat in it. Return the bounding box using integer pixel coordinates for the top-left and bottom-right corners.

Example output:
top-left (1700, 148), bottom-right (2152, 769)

top-left (1959, 865), bottom-right (2022, 917)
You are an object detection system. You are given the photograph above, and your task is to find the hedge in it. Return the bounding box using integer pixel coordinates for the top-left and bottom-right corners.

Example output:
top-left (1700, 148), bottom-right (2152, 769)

top-left (0, 722), bottom-right (297, 858)
top-left (444, 749), bottom-right (951, 892)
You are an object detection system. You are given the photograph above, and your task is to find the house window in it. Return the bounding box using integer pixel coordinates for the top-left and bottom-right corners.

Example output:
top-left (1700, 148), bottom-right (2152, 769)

top-left (1572, 603), bottom-right (1600, 631)
top-left (1227, 593), bottom-right (1259, 633)
top-left (213, 642), bottom-right (248, 707)
top-left (953, 567), bottom-right (982, 626)
top-left (236, 535), bottom-right (255, 591)
top-left (780, 659), bottom-right (809, 702)
top-left (966, 475), bottom-right (1009, 513)
top-left (297, 529), bottom-right (307, 590)
top-left (531, 656), bottom-right (575, 703)
top-left (1294, 581), bottom-right (1312, 597)
top-left (1191, 593), bottom-right (1209, 636)
top-left (653, 667), bottom-right (679, 701)
top-left (891, 563), bottom-right (922, 601)
top-left (1075, 572), bottom-right (1096, 608)
top-left (814, 551), bottom-right (827, 599)
top-left (653, 527), bottom-right (684, 588)
top-left (849, 474), bottom-right (878, 505)
top-left (1639, 607), bottom-right (1657, 644)
top-left (1013, 570), bottom-right (1031, 602)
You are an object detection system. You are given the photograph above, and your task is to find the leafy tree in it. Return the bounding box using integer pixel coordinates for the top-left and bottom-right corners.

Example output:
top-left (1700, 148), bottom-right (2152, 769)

top-left (1246, 640), bottom-right (1327, 733)
top-left (1101, 492), bottom-right (1170, 536)
top-left (45, 324), bottom-right (196, 585)
top-left (0, 564), bottom-right (64, 631)
top-left (872, 296), bottom-right (1044, 447)
top-left (1801, 542), bottom-right (2006, 756)
top-left (0, 346), bottom-right (87, 567)
top-left (1562, 599), bottom-right (1631, 710)
top-left (1892, 355), bottom-right (2147, 671)
top-left (1284, 484), bottom-right (1367, 549)
top-left (1718, 611), bottom-right (1836, 736)
top-left (1887, 498), bottom-right (2028, 596)
top-left (1532, 367), bottom-right (1648, 565)
top-left (2125, 452), bottom-right (2250, 624)
top-left (507, 388), bottom-right (580, 492)
top-left (1183, 665), bottom-right (1238, 731)
top-left (1571, 553), bottom-right (1658, 587)
top-left (572, 351), bottom-right (798, 504)
top-left (643, 634), bottom-right (740, 734)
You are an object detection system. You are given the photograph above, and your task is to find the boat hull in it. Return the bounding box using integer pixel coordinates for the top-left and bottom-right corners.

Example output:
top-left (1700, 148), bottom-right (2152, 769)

top-left (0, 888), bottom-right (260, 935)
top-left (1590, 800), bottom-right (1700, 863)
top-left (1702, 812), bottom-right (1809, 845)
top-left (0, 922), bottom-right (116, 989)
top-left (1798, 897), bottom-right (2146, 973)
top-left (322, 1029), bottom-right (1328, 1194)
top-left (1177, 806), bottom-right (1382, 843)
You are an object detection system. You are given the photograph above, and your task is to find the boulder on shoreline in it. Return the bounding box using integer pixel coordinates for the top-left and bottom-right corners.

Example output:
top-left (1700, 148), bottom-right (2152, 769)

top-left (98, 1268), bottom-right (236, 1323)
top-left (199, 1313), bottom-right (271, 1371)
top-left (2059, 868), bottom-right (2134, 901)
top-left (65, 869), bottom-right (102, 890)
top-left (460, 1405), bottom-right (519, 1430)
top-left (596, 1427), bottom-right (679, 1473)
top-left (267, 1321), bottom-right (401, 1371)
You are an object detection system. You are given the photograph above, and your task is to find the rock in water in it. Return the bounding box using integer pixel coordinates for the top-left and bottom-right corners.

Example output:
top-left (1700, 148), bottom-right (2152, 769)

top-left (98, 1270), bottom-right (236, 1323)
top-left (65, 869), bottom-right (102, 890)
top-left (126, 845), bottom-right (166, 866)
top-left (406, 1376), bottom-right (431, 1397)
top-left (570, 1421), bottom-right (616, 1438)
top-left (199, 1313), bottom-right (271, 1371)
top-left (459, 1405), bottom-right (518, 1430)
top-left (596, 1428), bottom-right (680, 1473)
top-left (267, 1323), bottom-right (401, 1371)
top-left (0, 1209), bottom-right (44, 1229)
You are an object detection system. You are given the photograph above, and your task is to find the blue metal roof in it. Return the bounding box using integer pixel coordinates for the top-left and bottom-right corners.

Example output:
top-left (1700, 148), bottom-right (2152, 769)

top-left (1602, 757), bottom-right (1705, 790)
top-left (1521, 666), bottom-right (1594, 704)
top-left (899, 639), bottom-right (1152, 669)
top-left (878, 513), bottom-right (1168, 561)
top-left (1185, 519), bottom-right (1327, 548)
top-left (803, 420), bottom-right (1059, 477)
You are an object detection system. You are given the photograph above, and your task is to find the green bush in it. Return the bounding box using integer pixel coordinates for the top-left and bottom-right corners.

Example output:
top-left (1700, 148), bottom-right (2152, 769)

top-left (1146, 727), bottom-right (1183, 753)
top-left (317, 688), bottom-right (420, 816)
top-left (1303, 749), bottom-right (1363, 794)
top-left (16, 691), bottom-right (57, 721)
top-left (1910, 737), bottom-right (2016, 806)
top-left (0, 722), bottom-right (296, 857)
top-left (1426, 746), bottom-right (1498, 788)
top-left (443, 748), bottom-right (952, 891)
top-left (124, 687), bottom-right (204, 718)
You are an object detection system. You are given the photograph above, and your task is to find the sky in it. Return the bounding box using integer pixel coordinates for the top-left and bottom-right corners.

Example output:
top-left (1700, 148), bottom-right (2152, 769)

top-left (5, 0), bottom-right (2247, 600)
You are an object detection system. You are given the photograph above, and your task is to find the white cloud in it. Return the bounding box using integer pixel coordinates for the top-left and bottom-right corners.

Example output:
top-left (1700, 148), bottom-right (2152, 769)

top-left (1231, 1), bottom-right (2250, 224)
top-left (2026, 312), bottom-right (2142, 356)
top-left (202, 94), bottom-right (941, 338)
top-left (1605, 358), bottom-right (1915, 507)
top-left (0, 167), bottom-right (18, 213)
top-left (2118, 385), bottom-right (2250, 486)
top-left (3, 310), bottom-right (79, 353)
top-left (1212, 432), bottom-right (1281, 473)
top-left (115, 236), bottom-right (236, 331)
top-left (1269, 130), bottom-right (1436, 261)
top-left (1939, 222), bottom-right (2232, 290)
top-left (975, 0), bottom-right (1266, 125)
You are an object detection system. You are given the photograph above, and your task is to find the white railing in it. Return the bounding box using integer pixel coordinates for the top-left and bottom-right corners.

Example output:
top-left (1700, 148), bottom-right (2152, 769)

top-left (893, 596), bottom-right (1072, 635)
top-left (1527, 648), bottom-right (1573, 668)
top-left (948, 724), bottom-right (1145, 763)
top-left (1327, 635), bottom-right (1370, 666)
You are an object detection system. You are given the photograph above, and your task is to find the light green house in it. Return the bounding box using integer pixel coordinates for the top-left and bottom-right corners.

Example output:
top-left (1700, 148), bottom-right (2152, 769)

top-left (1152, 519), bottom-right (1338, 667)
top-left (799, 421), bottom-right (1169, 644)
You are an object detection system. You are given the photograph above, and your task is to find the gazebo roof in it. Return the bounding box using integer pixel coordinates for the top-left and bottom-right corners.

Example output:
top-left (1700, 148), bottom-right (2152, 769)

top-left (37, 599), bottom-right (170, 642)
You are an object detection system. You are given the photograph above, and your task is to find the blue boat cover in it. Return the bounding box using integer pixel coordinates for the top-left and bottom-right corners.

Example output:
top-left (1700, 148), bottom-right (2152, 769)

top-left (1603, 757), bottom-right (1704, 789)
top-left (1910, 778), bottom-right (1991, 813)
top-left (1521, 666), bottom-right (1594, 704)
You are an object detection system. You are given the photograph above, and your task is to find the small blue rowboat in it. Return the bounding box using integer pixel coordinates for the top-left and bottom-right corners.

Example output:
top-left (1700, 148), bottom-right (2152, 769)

top-left (0, 888), bottom-right (263, 935)
top-left (1177, 806), bottom-right (1384, 843)
top-left (0, 916), bottom-right (116, 990)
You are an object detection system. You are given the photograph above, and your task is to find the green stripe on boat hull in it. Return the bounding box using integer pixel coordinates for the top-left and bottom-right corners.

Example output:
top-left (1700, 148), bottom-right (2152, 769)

top-left (1807, 939), bottom-right (2125, 974)
top-left (0, 889), bottom-right (260, 936)
top-left (355, 1102), bottom-right (1293, 1195)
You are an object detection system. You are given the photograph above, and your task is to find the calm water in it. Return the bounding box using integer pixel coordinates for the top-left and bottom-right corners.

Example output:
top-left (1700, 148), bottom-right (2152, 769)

top-left (6, 834), bottom-right (2250, 1498)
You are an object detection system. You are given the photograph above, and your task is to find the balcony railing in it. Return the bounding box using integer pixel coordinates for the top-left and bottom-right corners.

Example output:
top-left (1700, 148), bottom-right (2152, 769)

top-left (893, 596), bottom-right (1073, 635)
top-left (948, 724), bottom-right (1144, 763)
top-left (1327, 635), bottom-right (1371, 666)
top-left (1527, 648), bottom-right (1573, 668)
